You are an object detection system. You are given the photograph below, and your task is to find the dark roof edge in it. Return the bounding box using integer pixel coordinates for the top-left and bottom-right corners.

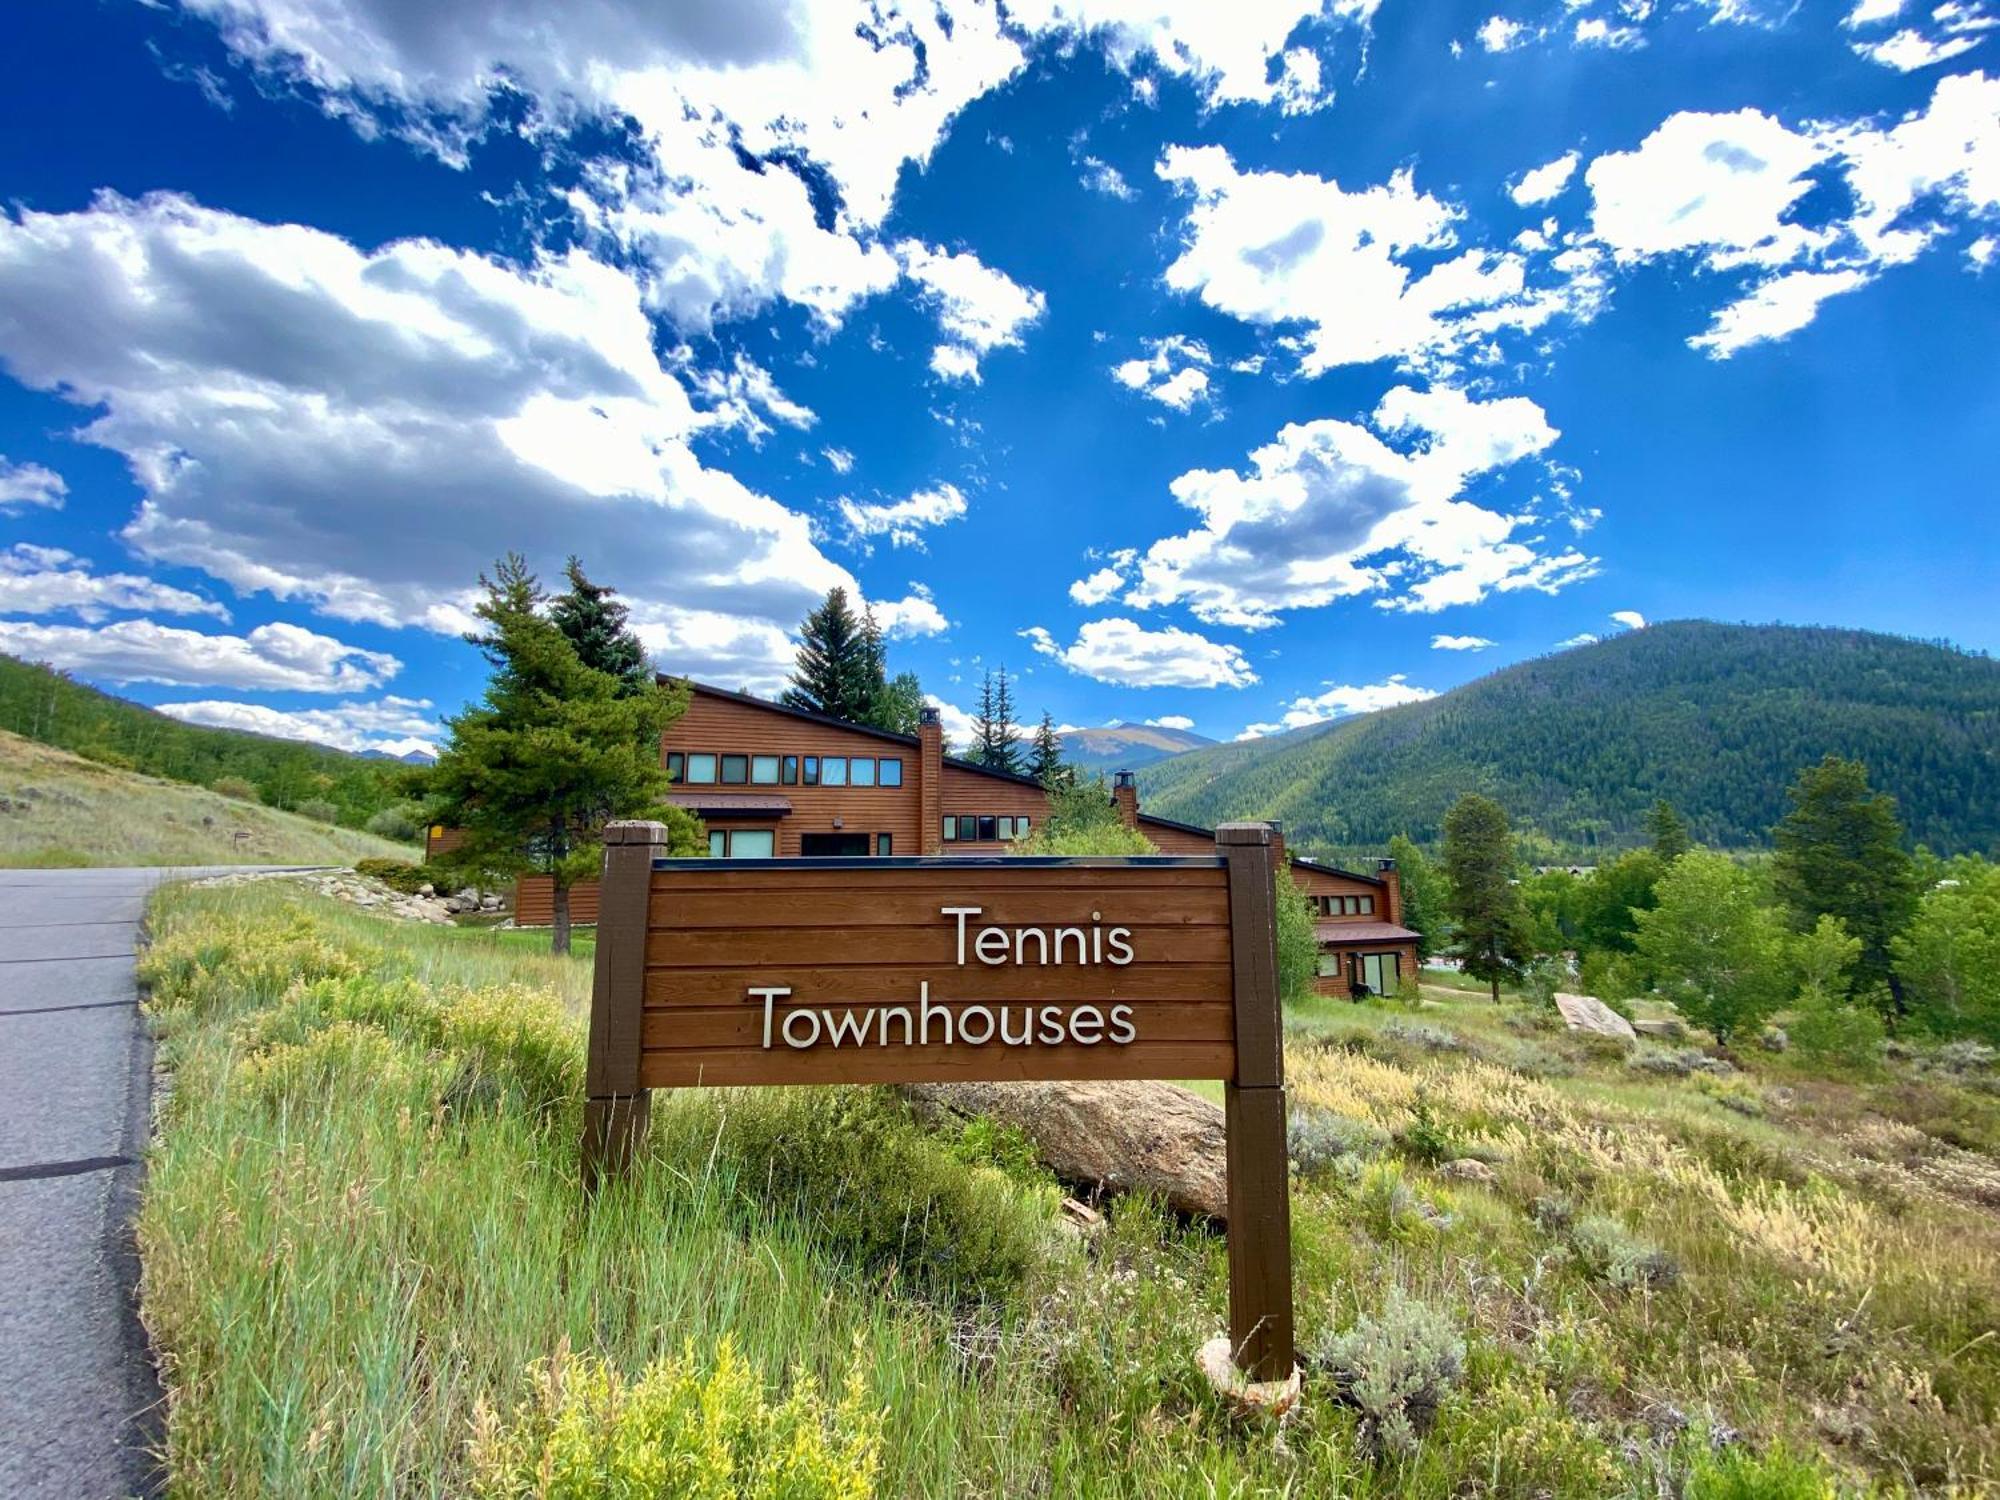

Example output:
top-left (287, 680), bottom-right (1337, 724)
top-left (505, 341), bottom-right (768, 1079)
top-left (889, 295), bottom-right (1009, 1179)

top-left (1289, 855), bottom-right (1388, 888)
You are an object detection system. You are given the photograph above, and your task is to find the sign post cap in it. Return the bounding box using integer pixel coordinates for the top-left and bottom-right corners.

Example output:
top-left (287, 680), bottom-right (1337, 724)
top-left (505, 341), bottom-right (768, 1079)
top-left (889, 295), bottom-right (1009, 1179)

top-left (1214, 822), bottom-right (1275, 846)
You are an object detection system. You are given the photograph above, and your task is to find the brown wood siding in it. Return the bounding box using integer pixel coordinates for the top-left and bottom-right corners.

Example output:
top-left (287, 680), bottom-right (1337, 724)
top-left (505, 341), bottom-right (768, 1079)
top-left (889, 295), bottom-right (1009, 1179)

top-left (515, 876), bottom-right (602, 927)
top-left (425, 825), bottom-right (466, 861)
top-left (1312, 940), bottom-right (1421, 1000)
top-left (668, 691), bottom-right (928, 856)
top-left (638, 861), bottom-right (1235, 1087)
top-left (938, 762), bottom-right (1053, 850)
top-left (1140, 819), bottom-right (1218, 855)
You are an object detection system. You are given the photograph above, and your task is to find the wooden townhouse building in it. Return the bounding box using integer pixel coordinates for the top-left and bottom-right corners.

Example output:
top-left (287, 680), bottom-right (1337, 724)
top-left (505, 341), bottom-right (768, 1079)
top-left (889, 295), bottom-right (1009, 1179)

top-left (433, 680), bottom-right (1420, 998)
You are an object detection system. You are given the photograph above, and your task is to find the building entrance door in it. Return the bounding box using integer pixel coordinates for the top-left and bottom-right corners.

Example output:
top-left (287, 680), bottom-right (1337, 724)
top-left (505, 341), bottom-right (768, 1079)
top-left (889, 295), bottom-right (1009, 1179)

top-left (800, 833), bottom-right (873, 857)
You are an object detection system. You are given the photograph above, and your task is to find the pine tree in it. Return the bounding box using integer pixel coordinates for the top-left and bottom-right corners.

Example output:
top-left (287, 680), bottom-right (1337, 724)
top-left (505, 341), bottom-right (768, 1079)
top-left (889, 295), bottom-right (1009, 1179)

top-left (549, 557), bottom-right (651, 695)
top-left (983, 667), bottom-right (1024, 775)
top-left (1387, 833), bottom-right (1448, 959)
top-left (430, 555), bottom-right (688, 955)
top-left (967, 671), bottom-right (999, 768)
top-left (1773, 755), bottom-right (1919, 1005)
top-left (1028, 710), bottom-right (1068, 788)
top-left (783, 587), bottom-right (874, 722)
top-left (1644, 798), bottom-right (1692, 861)
top-left (1442, 793), bottom-right (1533, 1002)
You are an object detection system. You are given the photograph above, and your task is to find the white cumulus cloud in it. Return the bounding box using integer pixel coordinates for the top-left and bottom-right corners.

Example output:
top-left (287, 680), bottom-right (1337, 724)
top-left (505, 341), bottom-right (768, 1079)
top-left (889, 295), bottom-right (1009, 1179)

top-left (1111, 335), bottom-right (1214, 411)
top-left (0, 544), bottom-right (229, 622)
top-left (1610, 609), bottom-right (1647, 629)
top-left (1145, 714), bottom-right (1197, 730)
top-left (156, 695), bottom-right (442, 755)
top-left (894, 240), bottom-right (1047, 384)
top-left (1021, 618), bottom-right (1257, 689)
top-left (1431, 633), bottom-right (1496, 650)
top-left (0, 457), bottom-right (67, 512)
top-left (1235, 673), bottom-right (1436, 739)
top-left (1510, 151), bottom-right (1580, 206)
top-left (0, 617), bottom-right (400, 692)
top-left (838, 484), bottom-right (969, 550)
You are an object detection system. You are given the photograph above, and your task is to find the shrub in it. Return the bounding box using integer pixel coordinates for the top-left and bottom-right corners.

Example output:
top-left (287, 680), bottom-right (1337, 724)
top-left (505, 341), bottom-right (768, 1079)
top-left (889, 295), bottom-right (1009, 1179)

top-left (364, 802), bottom-right (426, 842)
top-left (210, 775), bottom-right (259, 802)
top-left (720, 1089), bottom-right (1053, 1304)
top-left (467, 1339), bottom-right (882, 1499)
top-left (233, 1019), bottom-right (424, 1105)
top-left (1395, 1096), bottom-right (1460, 1166)
top-left (140, 904), bottom-right (364, 1019)
top-left (1310, 1288), bottom-right (1466, 1457)
top-left (355, 857), bottom-right (431, 894)
top-left (946, 1115), bottom-right (1047, 1187)
top-left (438, 982), bottom-right (583, 1117)
top-left (1289, 1107), bottom-right (1390, 1180)
top-left (295, 797), bottom-right (341, 824)
top-left (1379, 1021), bottom-right (1464, 1054)
top-left (1684, 1441), bottom-right (1835, 1500)
top-left (1787, 990), bottom-right (1886, 1072)
top-left (1275, 871), bottom-right (1322, 1007)
top-left (1568, 1213), bottom-right (1678, 1291)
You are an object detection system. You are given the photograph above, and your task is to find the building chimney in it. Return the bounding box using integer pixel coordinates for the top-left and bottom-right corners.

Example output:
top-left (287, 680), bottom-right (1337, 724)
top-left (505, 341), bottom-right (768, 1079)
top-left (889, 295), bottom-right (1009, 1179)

top-left (1268, 821), bottom-right (1288, 881)
top-left (1112, 769), bottom-right (1139, 830)
top-left (918, 707), bottom-right (944, 854)
top-left (1377, 857), bottom-right (1403, 927)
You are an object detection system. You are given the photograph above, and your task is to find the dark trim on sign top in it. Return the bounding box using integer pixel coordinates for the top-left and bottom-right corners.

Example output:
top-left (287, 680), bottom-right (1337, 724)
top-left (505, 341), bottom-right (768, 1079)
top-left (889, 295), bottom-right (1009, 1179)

top-left (651, 854), bottom-right (1228, 871)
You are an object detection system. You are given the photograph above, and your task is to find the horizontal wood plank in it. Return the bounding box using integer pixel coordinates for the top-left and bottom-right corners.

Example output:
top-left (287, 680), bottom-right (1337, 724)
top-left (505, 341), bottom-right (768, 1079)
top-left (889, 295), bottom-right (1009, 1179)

top-left (643, 962), bottom-right (1234, 1007)
top-left (645, 924), bottom-right (1228, 969)
top-left (650, 866), bottom-right (1227, 895)
top-left (650, 889), bottom-right (1229, 931)
top-left (639, 1040), bottom-right (1234, 1088)
top-left (641, 1000), bottom-right (1232, 1050)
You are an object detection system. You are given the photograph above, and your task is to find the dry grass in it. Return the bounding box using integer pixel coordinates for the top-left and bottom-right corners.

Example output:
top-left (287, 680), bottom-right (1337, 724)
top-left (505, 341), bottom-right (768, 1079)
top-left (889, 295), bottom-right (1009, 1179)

top-left (0, 730), bottom-right (414, 867)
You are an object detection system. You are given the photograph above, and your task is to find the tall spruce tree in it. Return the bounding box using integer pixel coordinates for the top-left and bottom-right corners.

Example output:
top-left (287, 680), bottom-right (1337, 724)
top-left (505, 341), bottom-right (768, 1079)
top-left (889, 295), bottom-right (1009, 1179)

top-left (1028, 710), bottom-right (1068, 787)
top-left (1644, 798), bottom-right (1692, 861)
top-left (1773, 755), bottom-right (1919, 1005)
top-left (1442, 793), bottom-right (1534, 1002)
top-left (429, 555), bottom-right (688, 955)
top-left (967, 671), bottom-right (999, 768)
top-left (783, 587), bottom-right (874, 722)
top-left (970, 666), bottom-right (1023, 774)
top-left (549, 557), bottom-right (651, 695)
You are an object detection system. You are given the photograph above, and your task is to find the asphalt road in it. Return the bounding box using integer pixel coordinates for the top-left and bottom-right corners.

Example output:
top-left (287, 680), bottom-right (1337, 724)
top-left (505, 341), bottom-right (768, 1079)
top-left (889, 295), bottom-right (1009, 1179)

top-left (0, 866), bottom-right (303, 1499)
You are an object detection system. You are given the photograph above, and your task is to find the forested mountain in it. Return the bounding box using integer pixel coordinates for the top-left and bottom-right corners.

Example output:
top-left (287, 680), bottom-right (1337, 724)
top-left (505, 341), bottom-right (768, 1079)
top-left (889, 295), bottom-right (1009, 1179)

top-left (1138, 622), bottom-right (2000, 856)
top-left (1061, 720), bottom-right (1216, 773)
top-left (0, 652), bottom-right (413, 824)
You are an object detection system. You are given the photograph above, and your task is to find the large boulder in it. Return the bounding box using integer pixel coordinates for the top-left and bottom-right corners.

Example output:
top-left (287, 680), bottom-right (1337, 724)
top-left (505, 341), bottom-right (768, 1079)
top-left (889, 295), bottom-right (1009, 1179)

top-left (1554, 992), bottom-right (1638, 1042)
top-left (899, 1079), bottom-right (1229, 1220)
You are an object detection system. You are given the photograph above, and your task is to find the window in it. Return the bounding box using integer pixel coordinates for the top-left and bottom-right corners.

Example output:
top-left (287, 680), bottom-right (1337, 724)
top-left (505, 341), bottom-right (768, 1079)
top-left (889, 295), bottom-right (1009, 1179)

top-left (957, 815), bottom-right (977, 842)
top-left (1358, 952), bottom-right (1400, 995)
top-left (851, 757), bottom-right (876, 786)
top-left (995, 816), bottom-right (1014, 841)
top-left (751, 755), bottom-right (779, 785)
top-left (803, 757), bottom-right (820, 786)
top-left (879, 758), bottom-right (903, 787)
top-left (686, 753), bottom-right (717, 784)
top-left (720, 754), bottom-right (748, 785)
top-left (977, 815), bottom-right (998, 841)
top-left (876, 833), bottom-right (892, 856)
top-left (666, 752), bottom-right (685, 782)
top-left (1359, 895), bottom-right (1375, 915)
top-left (822, 757), bottom-right (848, 786)
top-left (942, 816), bottom-right (957, 842)
top-left (1016, 815), bottom-right (1030, 837)
top-left (781, 755), bottom-right (799, 785)
top-left (708, 829), bottom-right (725, 857)
top-left (1317, 951), bottom-right (1342, 977)
top-left (730, 829), bottom-right (776, 858)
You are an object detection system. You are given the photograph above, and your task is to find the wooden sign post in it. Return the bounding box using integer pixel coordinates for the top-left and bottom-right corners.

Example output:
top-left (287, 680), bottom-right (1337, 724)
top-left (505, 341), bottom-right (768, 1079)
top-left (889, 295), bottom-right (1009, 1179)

top-left (583, 819), bottom-right (1294, 1382)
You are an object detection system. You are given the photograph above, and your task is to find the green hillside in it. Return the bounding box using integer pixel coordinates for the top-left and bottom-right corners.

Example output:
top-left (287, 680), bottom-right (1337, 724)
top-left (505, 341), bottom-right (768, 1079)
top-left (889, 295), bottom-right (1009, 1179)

top-left (0, 651), bottom-right (414, 826)
top-left (1138, 621), bottom-right (2000, 855)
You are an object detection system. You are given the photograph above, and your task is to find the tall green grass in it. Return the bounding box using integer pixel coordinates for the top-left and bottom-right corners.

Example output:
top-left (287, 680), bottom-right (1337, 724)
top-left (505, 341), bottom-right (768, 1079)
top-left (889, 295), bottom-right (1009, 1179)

top-left (138, 882), bottom-right (1997, 1496)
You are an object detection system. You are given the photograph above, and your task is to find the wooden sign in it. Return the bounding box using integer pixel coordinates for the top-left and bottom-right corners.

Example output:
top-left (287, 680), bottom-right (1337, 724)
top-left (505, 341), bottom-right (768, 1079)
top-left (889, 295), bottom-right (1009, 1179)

top-left (582, 820), bottom-right (1294, 1382)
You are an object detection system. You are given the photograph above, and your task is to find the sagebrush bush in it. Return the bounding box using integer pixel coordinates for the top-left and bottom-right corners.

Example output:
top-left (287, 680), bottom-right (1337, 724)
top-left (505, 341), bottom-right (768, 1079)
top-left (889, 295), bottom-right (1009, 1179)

top-left (295, 797), bottom-right (341, 824)
top-left (1288, 1106), bottom-right (1389, 1181)
top-left (1311, 1288), bottom-right (1466, 1457)
top-left (354, 856), bottom-right (432, 894)
top-left (1568, 1213), bottom-right (1679, 1291)
top-left (1787, 990), bottom-right (1886, 1072)
top-left (720, 1089), bottom-right (1054, 1304)
top-left (467, 1339), bottom-right (882, 1499)
top-left (210, 774), bottom-right (259, 802)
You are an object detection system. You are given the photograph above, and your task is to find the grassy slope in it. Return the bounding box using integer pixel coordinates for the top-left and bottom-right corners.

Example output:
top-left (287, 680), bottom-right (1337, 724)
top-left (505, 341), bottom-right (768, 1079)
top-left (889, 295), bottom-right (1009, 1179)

top-left (0, 730), bottom-right (416, 867)
top-left (137, 881), bottom-right (2000, 1496)
top-left (1137, 621), bottom-right (2000, 855)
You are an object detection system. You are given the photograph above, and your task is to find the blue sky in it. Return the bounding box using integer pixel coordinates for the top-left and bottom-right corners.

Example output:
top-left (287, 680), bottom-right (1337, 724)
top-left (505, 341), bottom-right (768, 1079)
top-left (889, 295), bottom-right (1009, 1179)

top-left (1, 0), bottom-right (1996, 756)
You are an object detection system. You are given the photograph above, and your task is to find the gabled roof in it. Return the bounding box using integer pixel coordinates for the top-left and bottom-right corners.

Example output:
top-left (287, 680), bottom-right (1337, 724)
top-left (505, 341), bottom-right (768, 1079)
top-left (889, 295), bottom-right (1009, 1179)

top-left (1315, 920), bottom-right (1421, 944)
top-left (1290, 854), bottom-right (1387, 889)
